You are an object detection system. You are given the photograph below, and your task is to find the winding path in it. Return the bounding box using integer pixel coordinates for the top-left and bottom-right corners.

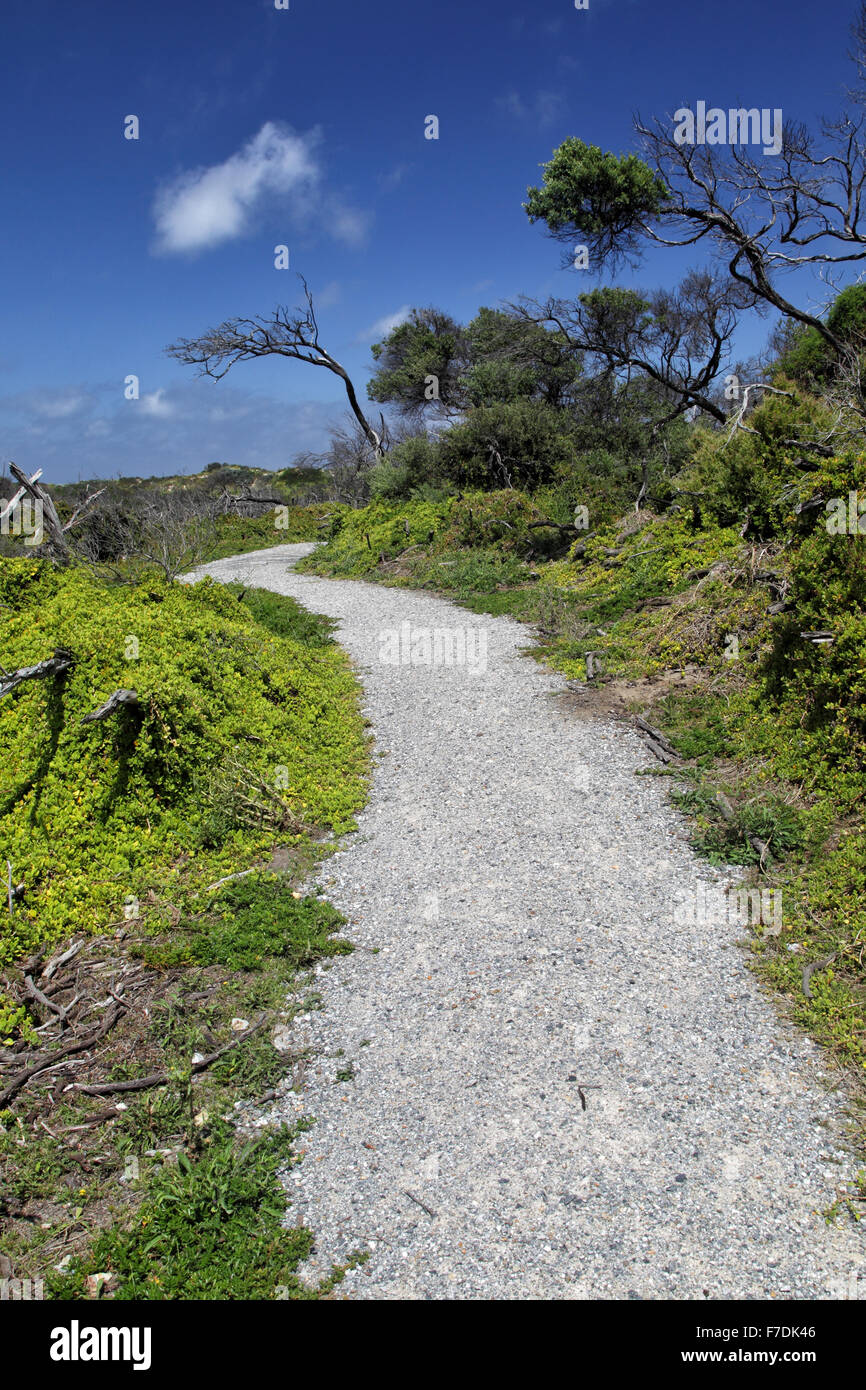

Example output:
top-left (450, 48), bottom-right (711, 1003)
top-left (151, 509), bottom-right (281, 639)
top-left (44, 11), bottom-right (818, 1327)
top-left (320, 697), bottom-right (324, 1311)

top-left (194, 544), bottom-right (865, 1301)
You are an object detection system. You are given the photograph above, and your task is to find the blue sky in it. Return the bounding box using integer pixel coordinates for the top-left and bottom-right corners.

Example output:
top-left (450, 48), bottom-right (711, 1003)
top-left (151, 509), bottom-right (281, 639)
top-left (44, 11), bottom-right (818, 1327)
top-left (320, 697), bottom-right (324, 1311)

top-left (0, 0), bottom-right (858, 482)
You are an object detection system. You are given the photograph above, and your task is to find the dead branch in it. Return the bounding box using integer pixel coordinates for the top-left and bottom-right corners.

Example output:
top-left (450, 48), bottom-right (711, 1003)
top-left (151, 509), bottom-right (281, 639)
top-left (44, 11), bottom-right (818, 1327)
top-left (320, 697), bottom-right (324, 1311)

top-left (635, 716), bottom-right (681, 760)
top-left (42, 939), bottom-right (86, 980)
top-left (70, 1015), bottom-right (268, 1097)
top-left (80, 690), bottom-right (140, 724)
top-left (62, 487), bottom-right (107, 533)
top-left (24, 975), bottom-right (63, 1017)
top-left (167, 276), bottom-right (383, 457)
top-left (0, 1003), bottom-right (125, 1107)
top-left (8, 464), bottom-right (70, 559)
top-left (0, 648), bottom-right (74, 700)
top-left (802, 953), bottom-right (838, 1000)
top-left (0, 470), bottom-right (42, 528)
top-left (723, 384), bottom-right (794, 447)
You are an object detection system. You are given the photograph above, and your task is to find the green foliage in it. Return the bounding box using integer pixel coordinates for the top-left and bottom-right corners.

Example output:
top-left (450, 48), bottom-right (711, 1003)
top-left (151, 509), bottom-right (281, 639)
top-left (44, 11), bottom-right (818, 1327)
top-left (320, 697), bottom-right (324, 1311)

top-left (0, 562), bottom-right (366, 977)
top-left (0, 997), bottom-right (35, 1046)
top-left (298, 498), bottom-right (451, 575)
top-left (438, 398), bottom-right (578, 489)
top-left (688, 386), bottom-right (837, 534)
top-left (672, 787), bottom-right (808, 866)
top-left (207, 505), bottom-right (341, 560)
top-left (524, 138), bottom-right (670, 265)
top-left (759, 453), bottom-right (866, 770)
top-left (148, 878), bottom-right (351, 972)
top-left (463, 308), bottom-right (583, 408)
top-left (368, 307), bottom-right (468, 414)
top-left (51, 1127), bottom-right (324, 1300)
top-left (232, 584), bottom-right (337, 647)
top-left (368, 436), bottom-right (447, 500)
top-left (775, 284), bottom-right (866, 387)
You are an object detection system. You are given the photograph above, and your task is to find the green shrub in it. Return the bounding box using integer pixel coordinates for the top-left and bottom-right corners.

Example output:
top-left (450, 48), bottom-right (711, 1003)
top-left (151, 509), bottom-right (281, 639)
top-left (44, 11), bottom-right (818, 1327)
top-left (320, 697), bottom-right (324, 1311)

top-left (52, 1127), bottom-right (320, 1300)
top-left (0, 562), bottom-right (366, 977)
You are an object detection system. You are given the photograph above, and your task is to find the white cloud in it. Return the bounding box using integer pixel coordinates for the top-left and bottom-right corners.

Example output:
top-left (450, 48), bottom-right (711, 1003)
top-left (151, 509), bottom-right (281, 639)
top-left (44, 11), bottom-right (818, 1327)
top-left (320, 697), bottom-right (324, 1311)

top-left (152, 122), bottom-right (322, 254)
top-left (497, 89), bottom-right (566, 128)
top-left (34, 392), bottom-right (90, 419)
top-left (359, 305), bottom-right (412, 343)
top-left (326, 200), bottom-right (372, 247)
top-left (140, 388), bottom-right (175, 418)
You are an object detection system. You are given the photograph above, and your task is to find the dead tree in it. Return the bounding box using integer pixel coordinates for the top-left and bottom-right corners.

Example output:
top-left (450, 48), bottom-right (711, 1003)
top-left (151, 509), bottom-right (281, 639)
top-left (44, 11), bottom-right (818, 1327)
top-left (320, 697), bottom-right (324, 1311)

top-left (167, 275), bottom-right (384, 458)
top-left (4, 465), bottom-right (106, 563)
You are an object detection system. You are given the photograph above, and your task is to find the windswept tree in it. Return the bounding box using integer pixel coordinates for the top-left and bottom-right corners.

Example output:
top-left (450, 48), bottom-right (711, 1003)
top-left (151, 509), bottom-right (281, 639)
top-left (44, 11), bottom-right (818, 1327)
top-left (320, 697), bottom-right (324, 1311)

top-left (367, 307), bottom-right (470, 419)
top-left (463, 308), bottom-right (583, 409)
top-left (514, 271), bottom-right (756, 426)
top-left (167, 276), bottom-right (384, 457)
top-left (524, 4), bottom-right (866, 354)
top-left (511, 271), bottom-right (756, 507)
top-left (367, 304), bottom-right (584, 418)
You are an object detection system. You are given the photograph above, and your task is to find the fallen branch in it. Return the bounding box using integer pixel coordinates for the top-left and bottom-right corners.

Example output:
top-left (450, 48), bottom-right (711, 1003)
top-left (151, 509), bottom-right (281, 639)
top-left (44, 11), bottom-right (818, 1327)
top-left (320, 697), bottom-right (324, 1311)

top-left (42, 939), bottom-right (85, 980)
top-left (635, 717), bottom-right (680, 760)
top-left (62, 1105), bottom-right (127, 1131)
top-left (0, 648), bottom-right (74, 700)
top-left (70, 1014), bottom-right (268, 1097)
top-left (802, 953), bottom-right (837, 1000)
top-left (206, 868), bottom-right (257, 892)
top-left (24, 975), bottom-right (63, 1017)
top-left (0, 1003), bottom-right (125, 1107)
top-left (527, 519), bottom-right (581, 534)
top-left (80, 689), bottom-right (140, 724)
top-left (641, 736), bottom-right (676, 765)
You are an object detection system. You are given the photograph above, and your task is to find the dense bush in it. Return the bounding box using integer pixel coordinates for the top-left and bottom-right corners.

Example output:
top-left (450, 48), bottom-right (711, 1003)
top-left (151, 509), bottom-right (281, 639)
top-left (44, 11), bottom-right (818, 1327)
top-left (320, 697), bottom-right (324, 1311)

top-left (0, 561), bottom-right (367, 973)
top-left (775, 284), bottom-right (866, 387)
top-left (368, 436), bottom-right (447, 500)
top-left (437, 398), bottom-right (578, 490)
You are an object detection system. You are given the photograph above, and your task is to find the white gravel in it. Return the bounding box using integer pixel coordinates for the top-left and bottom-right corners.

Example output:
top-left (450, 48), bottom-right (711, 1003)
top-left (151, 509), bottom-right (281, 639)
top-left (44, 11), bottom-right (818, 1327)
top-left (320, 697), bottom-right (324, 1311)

top-left (192, 544), bottom-right (866, 1301)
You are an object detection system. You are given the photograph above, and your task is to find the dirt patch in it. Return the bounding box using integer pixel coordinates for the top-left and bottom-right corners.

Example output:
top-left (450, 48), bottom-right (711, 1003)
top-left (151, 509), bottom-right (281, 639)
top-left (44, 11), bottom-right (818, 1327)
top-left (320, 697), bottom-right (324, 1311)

top-left (551, 663), bottom-right (706, 721)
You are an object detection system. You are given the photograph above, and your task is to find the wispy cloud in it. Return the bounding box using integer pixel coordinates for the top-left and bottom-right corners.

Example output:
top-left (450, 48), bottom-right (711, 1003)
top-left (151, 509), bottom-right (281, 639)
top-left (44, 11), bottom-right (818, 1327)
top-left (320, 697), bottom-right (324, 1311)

top-left (139, 388), bottom-right (175, 418)
top-left (27, 390), bottom-right (94, 420)
top-left (378, 162), bottom-right (411, 192)
top-left (326, 200), bottom-right (371, 247)
top-left (358, 305), bottom-right (412, 343)
top-left (0, 380), bottom-right (344, 480)
top-left (152, 122), bottom-right (369, 254)
top-left (316, 281), bottom-right (342, 309)
top-left (496, 89), bottom-right (567, 128)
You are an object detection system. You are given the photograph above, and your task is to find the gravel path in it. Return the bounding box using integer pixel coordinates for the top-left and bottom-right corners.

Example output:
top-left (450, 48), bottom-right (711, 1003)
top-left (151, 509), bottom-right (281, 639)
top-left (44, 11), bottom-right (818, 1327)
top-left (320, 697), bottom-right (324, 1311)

top-left (193, 544), bottom-right (865, 1300)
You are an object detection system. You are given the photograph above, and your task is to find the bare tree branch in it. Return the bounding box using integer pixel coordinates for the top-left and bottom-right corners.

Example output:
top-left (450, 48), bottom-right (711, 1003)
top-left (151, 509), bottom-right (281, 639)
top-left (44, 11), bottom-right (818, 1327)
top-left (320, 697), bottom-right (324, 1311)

top-left (167, 276), bottom-right (383, 457)
top-left (0, 648), bottom-right (74, 700)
